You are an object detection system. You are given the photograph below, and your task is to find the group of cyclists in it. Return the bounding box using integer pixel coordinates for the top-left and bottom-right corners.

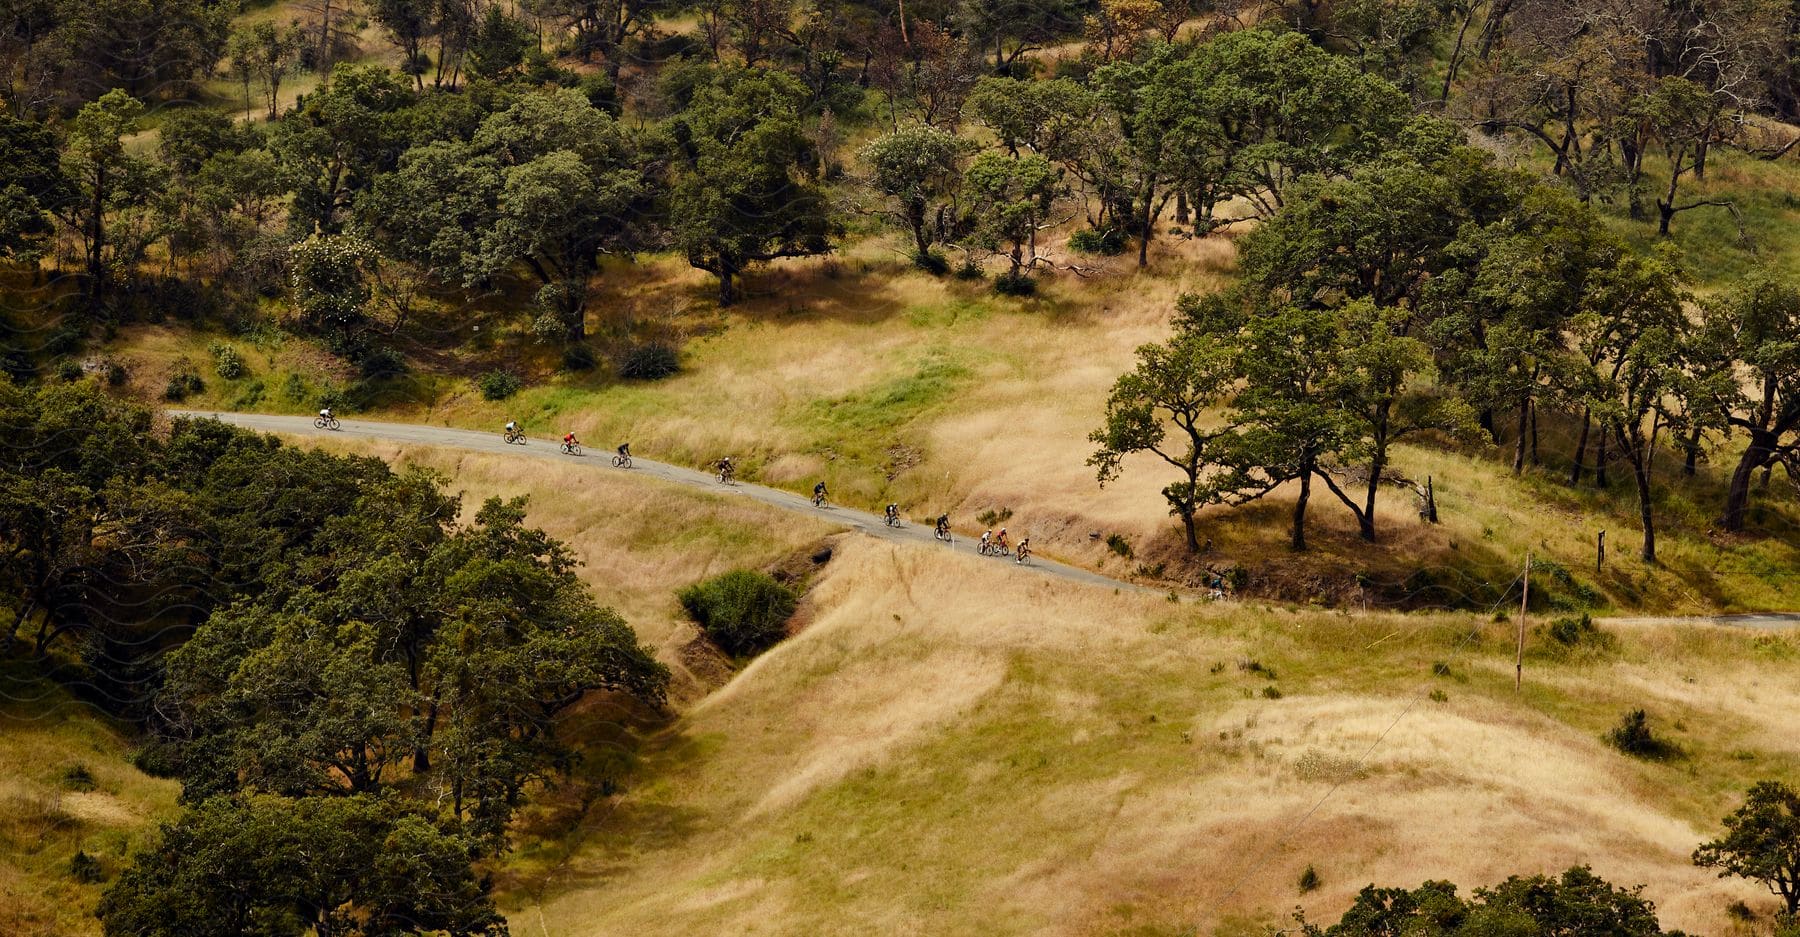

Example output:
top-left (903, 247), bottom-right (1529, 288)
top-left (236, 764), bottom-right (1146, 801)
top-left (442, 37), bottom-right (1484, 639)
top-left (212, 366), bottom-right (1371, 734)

top-left (517, 421), bottom-right (1033, 565)
top-left (309, 411), bottom-right (1036, 565)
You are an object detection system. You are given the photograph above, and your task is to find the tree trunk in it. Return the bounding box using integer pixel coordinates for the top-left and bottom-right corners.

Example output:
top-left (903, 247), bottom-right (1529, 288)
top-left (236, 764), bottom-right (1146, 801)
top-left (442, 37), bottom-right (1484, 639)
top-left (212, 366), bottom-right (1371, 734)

top-left (1529, 398), bottom-right (1540, 465)
top-left (717, 267), bottom-right (738, 306)
top-left (1629, 444), bottom-right (1656, 563)
top-left (1681, 424), bottom-right (1701, 477)
top-left (1570, 408), bottom-right (1591, 485)
top-left (1718, 433), bottom-right (1770, 531)
top-left (1511, 399), bottom-right (1528, 474)
top-left (1291, 463), bottom-right (1311, 551)
top-left (1359, 434), bottom-right (1386, 542)
top-left (1178, 502), bottom-right (1199, 552)
top-left (1175, 189), bottom-right (1189, 225)
top-left (1596, 427), bottom-right (1609, 488)
top-left (1136, 182), bottom-right (1154, 268)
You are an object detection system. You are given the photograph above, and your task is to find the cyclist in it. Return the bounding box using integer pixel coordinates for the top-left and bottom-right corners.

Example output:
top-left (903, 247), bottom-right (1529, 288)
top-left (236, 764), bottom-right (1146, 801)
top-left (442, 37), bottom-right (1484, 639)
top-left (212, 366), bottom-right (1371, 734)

top-left (562, 431), bottom-right (579, 452)
top-left (935, 514), bottom-right (951, 539)
top-left (1016, 537), bottom-right (1031, 563)
top-left (504, 419), bottom-right (519, 437)
top-left (319, 407), bottom-right (334, 422)
top-left (995, 528), bottom-right (1010, 553)
top-left (717, 456), bottom-right (735, 481)
top-left (813, 481), bottom-right (828, 506)
top-left (979, 529), bottom-right (993, 553)
top-left (884, 503), bottom-right (900, 526)
top-left (617, 442), bottom-right (631, 459)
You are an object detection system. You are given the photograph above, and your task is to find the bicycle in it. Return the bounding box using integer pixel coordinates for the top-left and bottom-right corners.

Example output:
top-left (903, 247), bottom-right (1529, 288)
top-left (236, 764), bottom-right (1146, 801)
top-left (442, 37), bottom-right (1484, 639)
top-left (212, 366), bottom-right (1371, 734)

top-left (504, 429), bottom-right (526, 445)
top-left (612, 453), bottom-right (633, 468)
top-left (934, 527), bottom-right (952, 544)
top-left (812, 492), bottom-right (829, 508)
top-left (978, 541), bottom-right (1009, 557)
top-left (560, 441), bottom-right (582, 456)
top-left (1015, 544), bottom-right (1032, 565)
top-left (884, 512), bottom-right (903, 529)
top-left (314, 416), bottom-right (341, 431)
top-left (717, 465), bottom-right (735, 484)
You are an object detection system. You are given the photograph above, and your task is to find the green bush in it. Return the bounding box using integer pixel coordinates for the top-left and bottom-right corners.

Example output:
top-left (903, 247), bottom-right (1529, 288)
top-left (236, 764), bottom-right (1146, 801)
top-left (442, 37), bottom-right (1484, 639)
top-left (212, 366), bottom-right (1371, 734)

top-left (1607, 709), bottom-right (1677, 760)
top-left (208, 342), bottom-right (246, 379)
top-left (57, 359), bottom-right (83, 382)
top-left (1105, 533), bottom-right (1133, 558)
top-left (357, 346), bottom-right (407, 380)
top-left (678, 570), bottom-right (798, 657)
top-left (163, 360), bottom-right (206, 401)
top-left (615, 341), bottom-right (681, 381)
top-left (61, 763), bottom-right (97, 792)
top-left (911, 249), bottom-right (950, 274)
top-left (954, 257), bottom-right (985, 280)
top-left (1546, 613), bottom-right (1614, 650)
top-left (478, 370), bottom-right (521, 401)
top-left (1298, 864), bottom-right (1321, 893)
top-left (1068, 227), bottom-right (1128, 255)
top-left (993, 271), bottom-right (1037, 296)
top-left (69, 849), bottom-right (104, 884)
top-left (562, 343), bottom-right (597, 371)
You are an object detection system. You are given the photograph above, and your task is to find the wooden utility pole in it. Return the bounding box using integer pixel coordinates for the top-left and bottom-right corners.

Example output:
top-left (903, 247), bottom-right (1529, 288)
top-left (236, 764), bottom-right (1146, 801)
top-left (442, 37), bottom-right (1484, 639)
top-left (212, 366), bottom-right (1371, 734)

top-left (1596, 530), bottom-right (1605, 573)
top-left (1515, 552), bottom-right (1531, 691)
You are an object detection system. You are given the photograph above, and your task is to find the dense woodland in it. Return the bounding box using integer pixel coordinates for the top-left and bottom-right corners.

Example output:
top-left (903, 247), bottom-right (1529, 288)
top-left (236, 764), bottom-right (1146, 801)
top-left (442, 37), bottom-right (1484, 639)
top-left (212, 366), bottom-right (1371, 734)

top-left (5, 0), bottom-right (1800, 933)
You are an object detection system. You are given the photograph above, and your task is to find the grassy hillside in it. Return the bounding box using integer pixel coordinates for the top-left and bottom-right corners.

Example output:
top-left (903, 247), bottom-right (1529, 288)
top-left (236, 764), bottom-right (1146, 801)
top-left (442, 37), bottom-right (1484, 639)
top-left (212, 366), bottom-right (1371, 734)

top-left (105, 213), bottom-right (1800, 614)
top-left (0, 663), bottom-right (180, 937)
top-left (499, 531), bottom-right (1797, 937)
top-left (7, 433), bottom-right (1791, 936)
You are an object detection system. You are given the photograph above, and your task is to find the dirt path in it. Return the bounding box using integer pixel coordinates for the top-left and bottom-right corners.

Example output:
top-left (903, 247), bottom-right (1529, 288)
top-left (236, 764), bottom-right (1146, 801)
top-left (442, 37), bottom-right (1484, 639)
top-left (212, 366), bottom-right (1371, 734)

top-left (172, 410), bottom-right (1154, 596)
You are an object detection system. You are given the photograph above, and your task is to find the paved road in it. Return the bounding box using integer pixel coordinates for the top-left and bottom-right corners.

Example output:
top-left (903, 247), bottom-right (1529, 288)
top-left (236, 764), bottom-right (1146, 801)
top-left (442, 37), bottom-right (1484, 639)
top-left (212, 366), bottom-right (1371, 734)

top-left (171, 410), bottom-right (1153, 596)
top-left (1600, 613), bottom-right (1800, 631)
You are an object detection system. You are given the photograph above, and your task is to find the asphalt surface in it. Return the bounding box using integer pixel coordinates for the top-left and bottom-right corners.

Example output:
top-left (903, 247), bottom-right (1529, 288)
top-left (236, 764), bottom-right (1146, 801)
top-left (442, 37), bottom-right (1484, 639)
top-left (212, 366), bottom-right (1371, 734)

top-left (171, 410), bottom-right (1154, 596)
top-left (1599, 613), bottom-right (1800, 631)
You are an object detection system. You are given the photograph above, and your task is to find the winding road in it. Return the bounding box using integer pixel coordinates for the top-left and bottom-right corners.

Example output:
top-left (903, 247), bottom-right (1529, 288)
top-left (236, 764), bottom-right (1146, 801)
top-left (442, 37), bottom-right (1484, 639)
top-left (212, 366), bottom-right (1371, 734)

top-left (170, 410), bottom-right (1800, 627)
top-left (171, 410), bottom-right (1152, 596)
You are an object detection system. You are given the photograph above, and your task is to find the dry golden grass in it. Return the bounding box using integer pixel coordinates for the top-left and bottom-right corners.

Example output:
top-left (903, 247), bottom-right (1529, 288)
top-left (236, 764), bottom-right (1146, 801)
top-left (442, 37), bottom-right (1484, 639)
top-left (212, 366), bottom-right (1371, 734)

top-left (487, 530), bottom-right (1799, 937)
top-left (0, 662), bottom-right (181, 937)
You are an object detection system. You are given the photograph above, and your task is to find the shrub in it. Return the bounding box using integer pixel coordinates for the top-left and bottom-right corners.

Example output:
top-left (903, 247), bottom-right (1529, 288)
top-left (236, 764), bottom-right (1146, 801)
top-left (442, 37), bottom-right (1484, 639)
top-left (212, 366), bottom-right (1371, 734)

top-left (56, 359), bottom-right (83, 382)
top-left (954, 257), bottom-right (984, 280)
top-left (1432, 661), bottom-right (1452, 677)
top-left (911, 249), bottom-right (950, 275)
top-left (993, 271), bottom-right (1037, 296)
top-left (69, 849), bottom-right (104, 883)
top-left (281, 373), bottom-right (310, 402)
top-left (357, 346), bottom-right (406, 380)
top-left (478, 370), bottom-right (521, 401)
top-left (1068, 227), bottom-right (1128, 255)
top-left (678, 570), bottom-right (798, 657)
top-left (976, 507), bottom-right (1013, 527)
top-left (1547, 613), bottom-right (1613, 649)
top-left (208, 342), bottom-right (246, 379)
top-left (1607, 709), bottom-right (1676, 759)
top-left (1298, 864), bottom-right (1321, 893)
top-left (232, 380), bottom-right (266, 409)
top-left (1105, 533), bottom-right (1133, 558)
top-left (562, 343), bottom-right (597, 371)
top-left (615, 341), bottom-right (681, 381)
top-left (102, 358), bottom-right (128, 386)
top-left (163, 360), bottom-right (206, 401)
top-left (1261, 685), bottom-right (1284, 699)
top-left (61, 764), bottom-right (97, 791)
top-left (1429, 688), bottom-right (1449, 703)
top-left (1238, 659), bottom-right (1276, 680)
